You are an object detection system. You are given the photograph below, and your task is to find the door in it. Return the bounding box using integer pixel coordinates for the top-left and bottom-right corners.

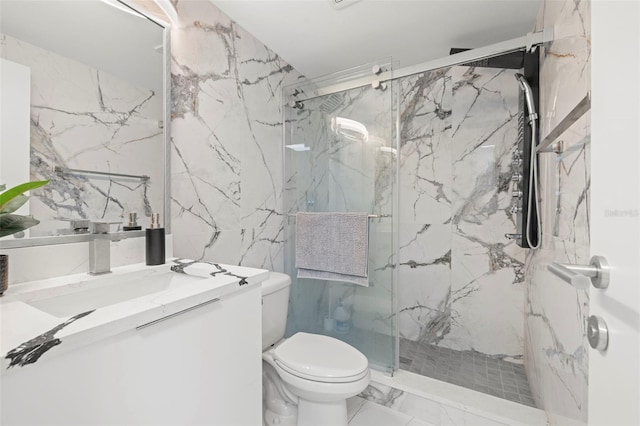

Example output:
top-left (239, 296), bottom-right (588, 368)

top-left (590, 2), bottom-right (640, 425)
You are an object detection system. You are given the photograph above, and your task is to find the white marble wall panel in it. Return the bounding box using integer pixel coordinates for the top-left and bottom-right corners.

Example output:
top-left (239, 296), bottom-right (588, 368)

top-left (524, 0), bottom-right (591, 424)
top-left (169, 0), bottom-right (300, 270)
top-left (397, 223), bottom-right (452, 343)
top-left (397, 66), bottom-right (526, 362)
top-left (536, 0), bottom-right (590, 139)
top-left (1, 34), bottom-right (164, 236)
top-left (397, 69), bottom-right (454, 345)
top-left (398, 69), bottom-right (453, 226)
top-left (443, 67), bottom-right (526, 361)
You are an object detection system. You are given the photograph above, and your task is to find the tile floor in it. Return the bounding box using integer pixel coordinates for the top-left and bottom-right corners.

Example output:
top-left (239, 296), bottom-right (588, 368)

top-left (399, 339), bottom-right (536, 407)
top-left (348, 397), bottom-right (432, 426)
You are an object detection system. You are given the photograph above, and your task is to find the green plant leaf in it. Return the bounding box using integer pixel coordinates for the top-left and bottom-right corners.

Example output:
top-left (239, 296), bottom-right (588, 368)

top-left (0, 180), bottom-right (49, 212)
top-left (0, 184), bottom-right (5, 192)
top-left (0, 194), bottom-right (28, 214)
top-left (0, 214), bottom-right (40, 238)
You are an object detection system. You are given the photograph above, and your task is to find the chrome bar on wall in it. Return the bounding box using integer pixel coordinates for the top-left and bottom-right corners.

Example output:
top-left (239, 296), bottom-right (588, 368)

top-left (55, 166), bottom-right (150, 181)
top-left (0, 230), bottom-right (145, 250)
top-left (536, 94), bottom-right (591, 153)
top-left (287, 213), bottom-right (391, 219)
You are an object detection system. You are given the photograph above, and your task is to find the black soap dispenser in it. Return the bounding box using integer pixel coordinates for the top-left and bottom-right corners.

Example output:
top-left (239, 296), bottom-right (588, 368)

top-left (145, 213), bottom-right (165, 265)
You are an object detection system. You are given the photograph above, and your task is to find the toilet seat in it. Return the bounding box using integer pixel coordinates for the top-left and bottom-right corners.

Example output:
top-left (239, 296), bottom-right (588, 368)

top-left (273, 332), bottom-right (369, 383)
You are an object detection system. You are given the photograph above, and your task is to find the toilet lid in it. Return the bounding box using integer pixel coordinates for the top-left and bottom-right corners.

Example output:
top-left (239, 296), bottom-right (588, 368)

top-left (273, 332), bottom-right (369, 383)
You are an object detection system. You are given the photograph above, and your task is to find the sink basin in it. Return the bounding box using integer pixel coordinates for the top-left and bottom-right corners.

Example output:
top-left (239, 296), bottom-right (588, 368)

top-left (25, 269), bottom-right (208, 318)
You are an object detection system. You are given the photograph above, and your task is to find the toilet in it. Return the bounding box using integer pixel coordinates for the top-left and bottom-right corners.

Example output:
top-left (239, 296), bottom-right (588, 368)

top-left (261, 272), bottom-right (370, 426)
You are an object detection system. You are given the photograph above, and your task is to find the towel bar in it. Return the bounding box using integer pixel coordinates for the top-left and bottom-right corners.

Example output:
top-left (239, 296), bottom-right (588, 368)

top-left (287, 213), bottom-right (391, 219)
top-left (55, 166), bottom-right (150, 181)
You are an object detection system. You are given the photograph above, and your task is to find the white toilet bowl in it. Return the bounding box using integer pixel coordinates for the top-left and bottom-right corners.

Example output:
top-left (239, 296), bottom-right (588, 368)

top-left (261, 273), bottom-right (371, 426)
top-left (263, 332), bottom-right (370, 426)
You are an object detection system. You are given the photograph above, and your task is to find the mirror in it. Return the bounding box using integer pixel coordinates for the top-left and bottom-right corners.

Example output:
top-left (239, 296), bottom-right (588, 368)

top-left (0, 0), bottom-right (168, 244)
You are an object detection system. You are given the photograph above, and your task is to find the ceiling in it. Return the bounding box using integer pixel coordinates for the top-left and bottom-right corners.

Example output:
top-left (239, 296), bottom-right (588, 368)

top-left (213, 0), bottom-right (542, 79)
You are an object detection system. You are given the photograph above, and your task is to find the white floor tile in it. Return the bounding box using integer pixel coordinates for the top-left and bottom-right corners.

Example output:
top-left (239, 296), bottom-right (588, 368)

top-left (349, 401), bottom-right (414, 426)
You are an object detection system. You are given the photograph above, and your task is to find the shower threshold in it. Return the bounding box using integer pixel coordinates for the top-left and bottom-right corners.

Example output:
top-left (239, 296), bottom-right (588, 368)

top-left (399, 338), bottom-right (536, 408)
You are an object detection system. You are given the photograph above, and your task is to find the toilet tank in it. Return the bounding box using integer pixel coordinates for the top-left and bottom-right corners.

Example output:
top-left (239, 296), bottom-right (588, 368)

top-left (261, 272), bottom-right (292, 351)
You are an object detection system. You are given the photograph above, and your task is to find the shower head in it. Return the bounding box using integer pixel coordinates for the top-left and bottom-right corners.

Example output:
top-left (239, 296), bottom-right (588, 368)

top-left (515, 73), bottom-right (537, 118)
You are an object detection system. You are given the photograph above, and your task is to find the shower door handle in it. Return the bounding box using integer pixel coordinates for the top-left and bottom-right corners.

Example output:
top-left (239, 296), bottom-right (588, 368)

top-left (547, 255), bottom-right (610, 289)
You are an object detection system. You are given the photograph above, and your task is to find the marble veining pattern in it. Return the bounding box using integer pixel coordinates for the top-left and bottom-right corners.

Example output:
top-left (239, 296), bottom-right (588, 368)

top-left (1, 34), bottom-right (164, 236)
top-left (169, 0), bottom-right (301, 271)
top-left (283, 62), bottom-right (527, 371)
top-left (5, 310), bottom-right (94, 369)
top-left (1, 261), bottom-right (267, 374)
top-left (398, 66), bottom-right (526, 363)
top-left (524, 1), bottom-right (591, 424)
top-left (170, 258), bottom-right (249, 285)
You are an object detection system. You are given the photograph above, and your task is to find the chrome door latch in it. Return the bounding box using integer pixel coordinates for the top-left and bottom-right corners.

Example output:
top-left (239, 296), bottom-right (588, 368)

top-left (587, 315), bottom-right (609, 351)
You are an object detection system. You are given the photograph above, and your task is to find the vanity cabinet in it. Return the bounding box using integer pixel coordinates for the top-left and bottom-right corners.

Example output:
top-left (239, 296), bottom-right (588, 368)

top-left (1, 284), bottom-right (262, 426)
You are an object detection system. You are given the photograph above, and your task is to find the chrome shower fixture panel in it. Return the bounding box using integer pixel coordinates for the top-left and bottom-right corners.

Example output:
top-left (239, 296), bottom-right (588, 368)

top-left (509, 50), bottom-right (540, 249)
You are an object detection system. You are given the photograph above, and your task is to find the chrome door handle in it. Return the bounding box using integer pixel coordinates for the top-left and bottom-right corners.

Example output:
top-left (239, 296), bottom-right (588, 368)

top-left (547, 255), bottom-right (610, 289)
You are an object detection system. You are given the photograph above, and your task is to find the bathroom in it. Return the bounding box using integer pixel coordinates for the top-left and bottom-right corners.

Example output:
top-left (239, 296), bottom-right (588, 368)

top-left (0, 0), bottom-right (638, 425)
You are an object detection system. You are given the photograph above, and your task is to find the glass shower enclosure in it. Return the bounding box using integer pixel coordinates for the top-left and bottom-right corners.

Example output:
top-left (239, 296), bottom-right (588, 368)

top-left (283, 62), bottom-right (398, 373)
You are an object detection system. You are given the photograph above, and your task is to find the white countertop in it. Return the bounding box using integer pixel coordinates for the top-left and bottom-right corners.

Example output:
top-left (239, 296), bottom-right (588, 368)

top-left (0, 259), bottom-right (268, 375)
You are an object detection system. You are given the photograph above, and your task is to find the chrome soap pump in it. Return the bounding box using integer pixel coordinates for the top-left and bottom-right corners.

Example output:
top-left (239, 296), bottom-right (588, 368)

top-left (123, 212), bottom-right (142, 231)
top-left (145, 213), bottom-right (165, 265)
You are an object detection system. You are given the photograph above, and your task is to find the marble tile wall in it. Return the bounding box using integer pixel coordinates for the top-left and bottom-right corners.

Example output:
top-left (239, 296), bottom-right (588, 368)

top-left (169, 0), bottom-right (301, 270)
top-left (524, 0), bottom-right (591, 424)
top-left (398, 66), bottom-right (526, 362)
top-left (397, 68), bottom-right (453, 346)
top-left (1, 34), bottom-right (164, 236)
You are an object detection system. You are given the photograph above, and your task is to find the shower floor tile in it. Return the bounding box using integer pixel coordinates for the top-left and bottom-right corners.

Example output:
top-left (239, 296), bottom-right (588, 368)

top-left (400, 338), bottom-right (536, 408)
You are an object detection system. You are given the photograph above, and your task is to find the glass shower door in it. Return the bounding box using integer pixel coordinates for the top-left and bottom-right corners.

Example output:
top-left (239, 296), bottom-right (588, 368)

top-left (283, 63), bottom-right (397, 373)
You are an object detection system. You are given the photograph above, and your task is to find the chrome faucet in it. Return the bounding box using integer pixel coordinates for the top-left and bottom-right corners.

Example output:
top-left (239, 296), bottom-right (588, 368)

top-left (87, 220), bottom-right (146, 275)
top-left (88, 222), bottom-right (121, 275)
